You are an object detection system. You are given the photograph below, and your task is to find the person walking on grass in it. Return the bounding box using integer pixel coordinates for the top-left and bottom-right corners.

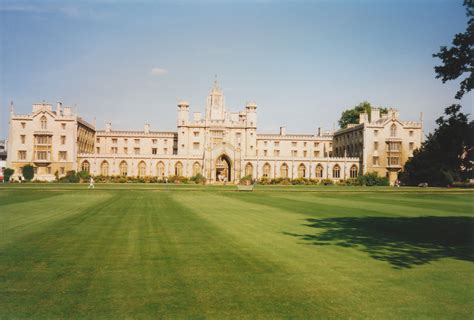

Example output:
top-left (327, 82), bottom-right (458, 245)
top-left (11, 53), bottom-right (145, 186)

top-left (88, 176), bottom-right (95, 189)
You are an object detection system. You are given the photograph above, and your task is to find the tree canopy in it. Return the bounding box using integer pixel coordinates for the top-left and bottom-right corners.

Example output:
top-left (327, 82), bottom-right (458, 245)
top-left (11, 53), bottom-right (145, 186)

top-left (338, 101), bottom-right (388, 129)
top-left (433, 0), bottom-right (473, 99)
top-left (22, 165), bottom-right (34, 181)
top-left (401, 105), bottom-right (473, 186)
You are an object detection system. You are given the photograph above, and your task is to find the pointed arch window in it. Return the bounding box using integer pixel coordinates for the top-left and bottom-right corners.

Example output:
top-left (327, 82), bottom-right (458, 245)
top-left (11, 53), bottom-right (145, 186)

top-left (101, 161), bottom-right (109, 176)
top-left (298, 164), bottom-right (306, 178)
top-left (175, 162), bottom-right (183, 176)
top-left (192, 162), bottom-right (201, 176)
top-left (81, 160), bottom-right (90, 173)
top-left (119, 161), bottom-right (128, 176)
top-left (263, 163), bottom-right (271, 177)
top-left (138, 161), bottom-right (146, 177)
top-left (40, 116), bottom-right (47, 130)
top-left (390, 124), bottom-right (397, 137)
top-left (350, 165), bottom-right (358, 178)
top-left (245, 163), bottom-right (253, 177)
top-left (333, 164), bottom-right (341, 179)
top-left (315, 164), bottom-right (323, 178)
top-left (156, 161), bottom-right (165, 177)
top-left (280, 163), bottom-right (288, 178)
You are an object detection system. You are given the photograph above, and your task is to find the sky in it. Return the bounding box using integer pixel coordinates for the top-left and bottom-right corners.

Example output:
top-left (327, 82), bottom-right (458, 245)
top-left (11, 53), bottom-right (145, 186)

top-left (0, 0), bottom-right (472, 139)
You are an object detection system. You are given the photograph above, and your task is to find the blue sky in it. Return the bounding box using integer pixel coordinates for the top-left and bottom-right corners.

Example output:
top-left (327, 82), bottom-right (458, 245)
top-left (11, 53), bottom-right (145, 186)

top-left (0, 0), bottom-right (471, 138)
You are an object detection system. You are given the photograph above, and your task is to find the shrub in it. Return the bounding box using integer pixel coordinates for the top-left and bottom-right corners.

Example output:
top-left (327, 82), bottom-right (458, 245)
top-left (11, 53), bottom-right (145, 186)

top-left (240, 175), bottom-right (253, 185)
top-left (258, 177), bottom-right (271, 185)
top-left (321, 179), bottom-right (334, 185)
top-left (22, 165), bottom-right (34, 181)
top-left (4, 168), bottom-right (14, 182)
top-left (59, 170), bottom-right (80, 183)
top-left (169, 175), bottom-right (189, 184)
top-left (356, 172), bottom-right (389, 186)
top-left (291, 178), bottom-right (308, 185)
top-left (77, 170), bottom-right (90, 182)
top-left (190, 173), bottom-right (206, 184)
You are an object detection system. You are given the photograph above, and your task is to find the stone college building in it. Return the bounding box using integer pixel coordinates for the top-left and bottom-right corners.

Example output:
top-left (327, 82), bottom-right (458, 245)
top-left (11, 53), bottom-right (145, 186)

top-left (7, 81), bottom-right (423, 185)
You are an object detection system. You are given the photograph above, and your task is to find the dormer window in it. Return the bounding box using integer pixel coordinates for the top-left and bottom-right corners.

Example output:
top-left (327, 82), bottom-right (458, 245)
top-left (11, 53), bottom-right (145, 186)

top-left (40, 116), bottom-right (47, 130)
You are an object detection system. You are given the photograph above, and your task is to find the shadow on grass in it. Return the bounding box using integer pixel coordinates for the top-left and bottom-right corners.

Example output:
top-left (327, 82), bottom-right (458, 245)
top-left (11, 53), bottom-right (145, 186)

top-left (285, 216), bottom-right (474, 269)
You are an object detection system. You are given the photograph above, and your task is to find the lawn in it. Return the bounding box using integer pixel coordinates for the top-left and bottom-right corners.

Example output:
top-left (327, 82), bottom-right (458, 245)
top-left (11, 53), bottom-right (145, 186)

top-left (0, 184), bottom-right (473, 319)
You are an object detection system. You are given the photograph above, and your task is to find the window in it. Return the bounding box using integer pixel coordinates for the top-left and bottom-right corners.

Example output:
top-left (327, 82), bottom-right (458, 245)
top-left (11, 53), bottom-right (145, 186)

top-left (124, 147), bottom-right (128, 154)
top-left (21, 122), bottom-right (26, 129)
top-left (101, 161), bottom-right (109, 176)
top-left (332, 165), bottom-right (341, 178)
top-left (292, 150), bottom-right (297, 157)
top-left (409, 130), bottom-right (414, 137)
top-left (264, 141), bottom-right (268, 146)
top-left (192, 162), bottom-right (201, 176)
top-left (124, 138), bottom-right (128, 144)
top-left (81, 161), bottom-right (90, 173)
top-left (175, 162), bottom-right (183, 176)
top-left (298, 164), bottom-right (306, 178)
top-left (112, 138), bottom-right (117, 144)
top-left (263, 150), bottom-right (268, 157)
top-left (350, 165), bottom-right (358, 178)
top-left (374, 130), bottom-right (378, 137)
top-left (61, 123), bottom-right (66, 129)
top-left (292, 142), bottom-right (297, 147)
top-left (36, 151), bottom-right (48, 160)
top-left (280, 163), bottom-right (288, 178)
top-left (120, 161), bottom-right (128, 176)
top-left (263, 163), bottom-right (271, 177)
top-left (36, 135), bottom-right (51, 145)
top-left (388, 142), bottom-right (401, 151)
top-left (374, 142), bottom-right (378, 150)
top-left (314, 142), bottom-right (319, 147)
top-left (58, 151), bottom-right (67, 161)
top-left (134, 139), bottom-right (140, 144)
top-left (409, 142), bottom-right (414, 150)
top-left (138, 161), bottom-right (146, 177)
top-left (152, 148), bottom-right (157, 155)
top-left (388, 157), bottom-right (400, 166)
top-left (193, 132), bottom-right (200, 137)
top-left (303, 150), bottom-right (307, 158)
top-left (193, 142), bottom-right (200, 150)
top-left (96, 138), bottom-right (100, 143)
top-left (390, 124), bottom-right (397, 137)
top-left (274, 141), bottom-right (280, 147)
top-left (20, 135), bottom-right (25, 144)
top-left (152, 139), bottom-right (157, 144)
top-left (314, 151), bottom-right (320, 157)
top-left (60, 167), bottom-right (65, 174)
top-left (134, 147), bottom-right (140, 155)
top-left (61, 136), bottom-right (66, 145)
top-left (303, 142), bottom-right (307, 147)
top-left (156, 162), bottom-right (165, 177)
top-left (47, 167), bottom-right (51, 174)
top-left (373, 156), bottom-right (380, 165)
top-left (245, 163), bottom-right (253, 177)
top-left (96, 147), bottom-right (100, 154)
top-left (164, 148), bottom-right (168, 154)
top-left (164, 139), bottom-right (168, 145)
top-left (18, 151), bottom-right (26, 160)
top-left (40, 116), bottom-right (47, 130)
top-left (111, 147), bottom-right (118, 154)
top-left (274, 150), bottom-right (280, 157)
top-left (315, 165), bottom-right (323, 178)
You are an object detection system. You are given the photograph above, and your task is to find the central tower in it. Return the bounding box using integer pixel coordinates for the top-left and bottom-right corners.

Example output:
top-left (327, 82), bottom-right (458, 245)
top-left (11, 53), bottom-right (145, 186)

top-left (205, 80), bottom-right (226, 120)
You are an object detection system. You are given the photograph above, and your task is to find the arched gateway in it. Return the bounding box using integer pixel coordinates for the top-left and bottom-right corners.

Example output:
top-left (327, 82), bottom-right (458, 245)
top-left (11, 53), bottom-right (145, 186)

top-left (216, 154), bottom-right (231, 182)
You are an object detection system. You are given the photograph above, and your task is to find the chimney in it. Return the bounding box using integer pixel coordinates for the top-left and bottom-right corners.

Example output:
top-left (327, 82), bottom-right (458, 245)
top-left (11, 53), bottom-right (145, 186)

top-left (317, 127), bottom-right (321, 136)
top-left (280, 126), bottom-right (286, 136)
top-left (144, 123), bottom-right (150, 133)
top-left (359, 112), bottom-right (368, 124)
top-left (371, 107), bottom-right (380, 122)
top-left (106, 122), bottom-right (111, 133)
top-left (56, 101), bottom-right (62, 114)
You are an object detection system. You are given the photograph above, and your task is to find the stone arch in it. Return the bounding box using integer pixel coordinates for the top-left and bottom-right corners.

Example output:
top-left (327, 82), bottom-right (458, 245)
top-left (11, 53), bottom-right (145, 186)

top-left (280, 163), bottom-right (289, 178)
top-left (175, 161), bottom-right (183, 176)
top-left (138, 161), bottom-right (146, 177)
top-left (100, 160), bottom-right (109, 176)
top-left (156, 161), bottom-right (165, 178)
top-left (333, 164), bottom-right (341, 179)
top-left (119, 161), bottom-right (128, 176)
top-left (315, 164), bottom-right (323, 178)
top-left (245, 162), bottom-right (253, 177)
top-left (192, 162), bottom-right (201, 176)
top-left (262, 162), bottom-right (271, 178)
top-left (297, 163), bottom-right (306, 178)
top-left (350, 165), bottom-right (358, 178)
top-left (81, 160), bottom-right (90, 173)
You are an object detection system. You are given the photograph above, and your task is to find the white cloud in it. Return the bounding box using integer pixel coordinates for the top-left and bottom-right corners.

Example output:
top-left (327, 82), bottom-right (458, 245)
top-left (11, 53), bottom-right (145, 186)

top-left (151, 68), bottom-right (168, 76)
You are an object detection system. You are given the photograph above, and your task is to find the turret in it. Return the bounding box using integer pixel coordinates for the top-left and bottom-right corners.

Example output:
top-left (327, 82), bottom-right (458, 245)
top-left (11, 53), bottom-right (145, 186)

top-left (245, 102), bottom-right (257, 127)
top-left (177, 100), bottom-right (189, 126)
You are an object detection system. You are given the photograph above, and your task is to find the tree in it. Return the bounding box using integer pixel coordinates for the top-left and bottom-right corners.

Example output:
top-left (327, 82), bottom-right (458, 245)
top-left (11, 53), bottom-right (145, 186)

top-left (433, 0), bottom-right (473, 99)
top-left (401, 105), bottom-right (473, 186)
top-left (3, 168), bottom-right (14, 182)
top-left (22, 165), bottom-right (35, 181)
top-left (338, 101), bottom-right (388, 129)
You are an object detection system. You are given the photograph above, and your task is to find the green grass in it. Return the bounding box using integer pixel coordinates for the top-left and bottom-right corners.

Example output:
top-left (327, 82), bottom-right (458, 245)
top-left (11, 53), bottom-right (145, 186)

top-left (0, 184), bottom-right (473, 319)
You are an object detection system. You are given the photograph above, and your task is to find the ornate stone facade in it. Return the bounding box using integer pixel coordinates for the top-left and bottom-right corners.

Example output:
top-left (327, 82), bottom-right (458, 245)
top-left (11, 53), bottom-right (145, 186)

top-left (7, 81), bottom-right (421, 184)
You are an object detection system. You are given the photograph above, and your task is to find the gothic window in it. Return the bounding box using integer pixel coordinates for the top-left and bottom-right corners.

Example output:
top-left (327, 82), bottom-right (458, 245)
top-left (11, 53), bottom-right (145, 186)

top-left (81, 161), bottom-right (90, 173)
top-left (245, 163), bottom-right (253, 177)
top-left (119, 161), bottom-right (128, 176)
top-left (315, 164), bottom-right (323, 178)
top-left (156, 161), bottom-right (165, 177)
top-left (280, 163), bottom-right (288, 178)
top-left (298, 164), bottom-right (306, 178)
top-left (101, 161), bottom-right (109, 176)
top-left (138, 161), bottom-right (146, 177)
top-left (175, 162), bottom-right (183, 176)
top-left (192, 162), bottom-right (201, 176)
top-left (40, 116), bottom-right (47, 130)
top-left (390, 124), bottom-right (397, 137)
top-left (263, 163), bottom-right (271, 177)
top-left (333, 164), bottom-right (341, 179)
top-left (350, 165), bottom-right (358, 178)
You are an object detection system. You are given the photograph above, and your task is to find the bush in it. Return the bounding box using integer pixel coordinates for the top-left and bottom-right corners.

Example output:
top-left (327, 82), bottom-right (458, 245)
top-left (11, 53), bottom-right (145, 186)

top-left (356, 172), bottom-right (389, 186)
top-left (4, 168), bottom-right (14, 182)
top-left (190, 173), bottom-right (206, 184)
top-left (169, 175), bottom-right (189, 184)
top-left (291, 178), bottom-right (308, 185)
top-left (77, 170), bottom-right (90, 182)
top-left (22, 165), bottom-right (34, 181)
top-left (258, 177), bottom-right (271, 185)
top-left (320, 179), bottom-right (334, 185)
top-left (240, 175), bottom-right (253, 185)
top-left (59, 170), bottom-right (80, 183)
